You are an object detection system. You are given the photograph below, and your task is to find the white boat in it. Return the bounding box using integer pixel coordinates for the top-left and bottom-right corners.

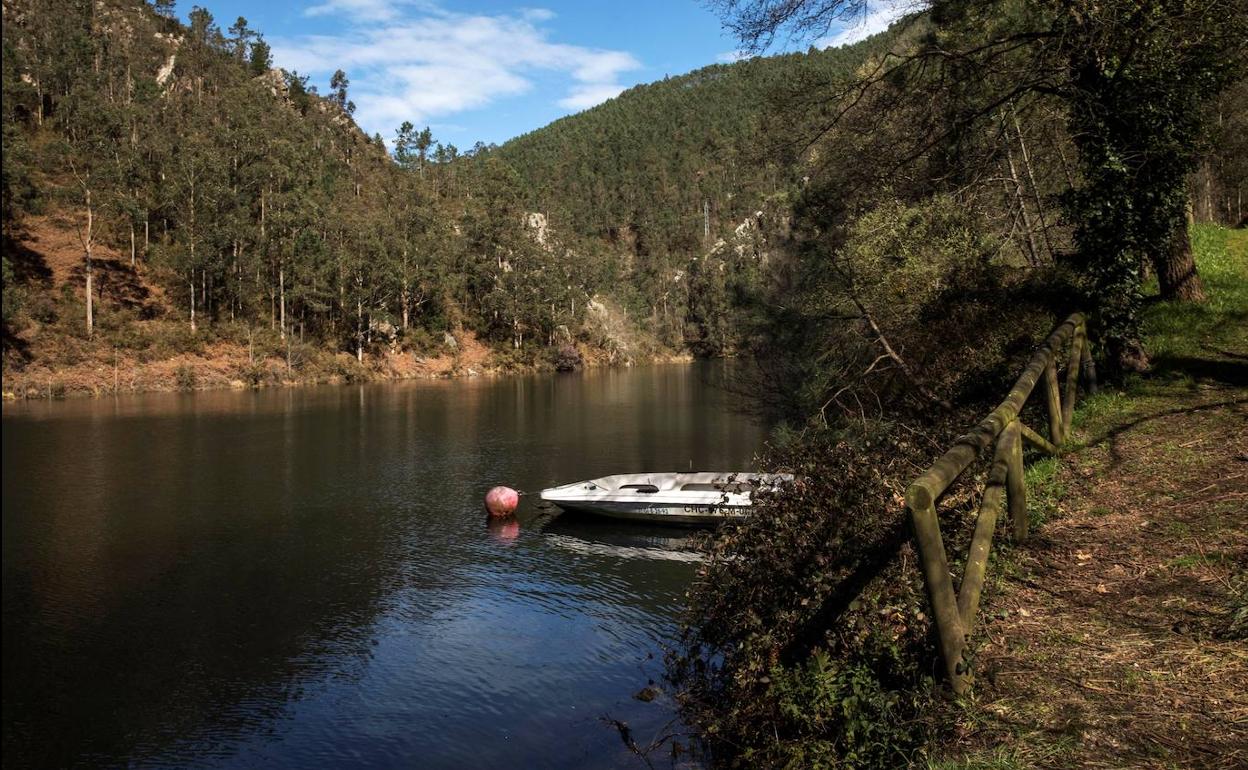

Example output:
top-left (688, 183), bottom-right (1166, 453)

top-left (539, 472), bottom-right (792, 525)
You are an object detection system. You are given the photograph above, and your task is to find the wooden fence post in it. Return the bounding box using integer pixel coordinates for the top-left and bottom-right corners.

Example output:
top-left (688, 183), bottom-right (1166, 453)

top-left (904, 313), bottom-right (1087, 693)
top-left (957, 429), bottom-right (1013, 635)
top-left (1062, 326), bottom-right (1082, 434)
top-left (1080, 326), bottom-right (1099, 395)
top-left (906, 489), bottom-right (970, 694)
top-left (1044, 360), bottom-right (1063, 445)
top-left (1006, 420), bottom-right (1027, 540)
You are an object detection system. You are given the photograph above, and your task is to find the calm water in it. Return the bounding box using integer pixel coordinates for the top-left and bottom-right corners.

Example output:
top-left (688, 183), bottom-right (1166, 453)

top-left (2, 363), bottom-right (763, 769)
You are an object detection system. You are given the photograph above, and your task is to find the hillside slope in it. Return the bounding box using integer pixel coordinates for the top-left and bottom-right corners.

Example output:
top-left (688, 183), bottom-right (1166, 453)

top-left (1, 0), bottom-right (671, 393)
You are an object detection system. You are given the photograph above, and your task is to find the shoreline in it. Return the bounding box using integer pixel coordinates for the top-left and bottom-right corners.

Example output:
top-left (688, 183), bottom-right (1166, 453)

top-left (1, 349), bottom-right (698, 402)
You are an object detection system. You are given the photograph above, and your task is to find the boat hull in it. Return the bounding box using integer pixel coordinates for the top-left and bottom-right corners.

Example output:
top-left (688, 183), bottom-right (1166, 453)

top-left (539, 471), bottom-right (791, 526)
top-left (549, 499), bottom-right (749, 526)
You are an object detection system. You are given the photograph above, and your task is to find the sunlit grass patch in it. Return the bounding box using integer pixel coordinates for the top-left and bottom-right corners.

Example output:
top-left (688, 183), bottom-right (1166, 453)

top-left (924, 748), bottom-right (1032, 770)
top-left (1022, 456), bottom-right (1064, 527)
top-left (1141, 224), bottom-right (1248, 366)
top-left (1069, 389), bottom-right (1135, 434)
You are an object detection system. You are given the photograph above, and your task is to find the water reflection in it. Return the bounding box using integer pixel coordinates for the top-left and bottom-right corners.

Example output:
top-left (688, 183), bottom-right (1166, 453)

top-left (3, 363), bottom-right (761, 768)
top-left (540, 514), bottom-right (707, 563)
top-left (486, 514), bottom-right (521, 543)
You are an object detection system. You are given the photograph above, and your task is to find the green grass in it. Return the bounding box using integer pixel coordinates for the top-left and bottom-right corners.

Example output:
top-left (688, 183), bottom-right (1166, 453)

top-left (1066, 224), bottom-right (1248, 439)
top-left (1141, 224), bottom-right (1248, 365)
top-left (1022, 456), bottom-right (1065, 527)
top-left (1168, 551), bottom-right (1235, 570)
top-left (925, 734), bottom-right (1080, 770)
top-left (925, 750), bottom-right (1032, 770)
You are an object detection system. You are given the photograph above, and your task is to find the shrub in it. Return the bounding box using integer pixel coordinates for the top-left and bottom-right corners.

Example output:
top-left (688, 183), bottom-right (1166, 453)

top-left (96, 308), bottom-right (151, 351)
top-left (27, 293), bottom-right (58, 324)
top-left (285, 342), bottom-right (317, 373)
top-left (402, 326), bottom-right (438, 355)
top-left (151, 322), bottom-right (206, 358)
top-left (329, 354), bottom-right (370, 384)
top-left (492, 344), bottom-right (538, 372)
top-left (236, 361), bottom-right (266, 388)
top-left (668, 423), bottom-right (965, 767)
top-left (550, 343), bottom-right (583, 372)
top-left (174, 364), bottom-right (197, 391)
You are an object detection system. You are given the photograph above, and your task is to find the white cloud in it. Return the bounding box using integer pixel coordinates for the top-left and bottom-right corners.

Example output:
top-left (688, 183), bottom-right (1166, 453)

top-left (272, 3), bottom-right (641, 137)
top-left (570, 50), bottom-right (638, 84)
top-left (716, 50), bottom-right (749, 64)
top-left (817, 0), bottom-right (917, 48)
top-left (558, 83), bottom-right (625, 110)
top-left (520, 8), bottom-right (556, 22)
top-left (304, 0), bottom-right (401, 22)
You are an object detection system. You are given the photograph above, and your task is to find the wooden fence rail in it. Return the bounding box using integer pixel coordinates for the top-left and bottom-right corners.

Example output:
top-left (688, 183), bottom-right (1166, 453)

top-left (905, 312), bottom-right (1097, 694)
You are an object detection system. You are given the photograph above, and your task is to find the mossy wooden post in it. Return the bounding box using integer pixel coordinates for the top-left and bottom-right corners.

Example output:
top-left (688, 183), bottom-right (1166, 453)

top-left (905, 313), bottom-right (1085, 694)
top-left (1004, 421), bottom-right (1027, 541)
top-left (1044, 359), bottom-right (1063, 445)
top-left (1019, 421), bottom-right (1060, 455)
top-left (957, 430), bottom-right (1013, 635)
top-left (1080, 331), bottom-right (1099, 395)
top-left (1062, 325), bottom-right (1083, 434)
top-left (906, 487), bottom-right (969, 693)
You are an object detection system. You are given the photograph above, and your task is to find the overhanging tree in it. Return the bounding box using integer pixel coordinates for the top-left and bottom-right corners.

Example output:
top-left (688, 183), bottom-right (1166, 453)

top-left (714, 0), bottom-right (1248, 370)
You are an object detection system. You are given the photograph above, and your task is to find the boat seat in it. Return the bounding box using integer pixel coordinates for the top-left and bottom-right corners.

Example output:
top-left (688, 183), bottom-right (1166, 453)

top-left (619, 483), bottom-right (660, 493)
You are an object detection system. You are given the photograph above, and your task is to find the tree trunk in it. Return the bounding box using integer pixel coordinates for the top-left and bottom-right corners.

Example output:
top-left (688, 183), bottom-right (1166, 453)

top-left (401, 245), bottom-right (410, 330)
top-left (232, 240), bottom-right (239, 321)
top-left (279, 263), bottom-right (286, 340)
top-left (1152, 210), bottom-right (1206, 302)
top-left (84, 189), bottom-right (94, 338)
top-left (1013, 112), bottom-right (1054, 261)
top-left (1005, 144), bottom-right (1040, 266)
top-left (85, 259), bottom-right (94, 338)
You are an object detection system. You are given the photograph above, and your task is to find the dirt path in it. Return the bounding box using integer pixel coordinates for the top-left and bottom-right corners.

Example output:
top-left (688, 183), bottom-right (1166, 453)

top-left (943, 373), bottom-right (1248, 768)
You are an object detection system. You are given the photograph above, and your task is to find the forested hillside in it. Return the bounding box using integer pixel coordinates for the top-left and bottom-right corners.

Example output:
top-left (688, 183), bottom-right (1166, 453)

top-left (3, 0), bottom-right (1244, 397)
top-left (0, 0), bottom-right (662, 394)
top-left (497, 35), bottom-right (895, 335)
top-left (1, 0), bottom-right (916, 393)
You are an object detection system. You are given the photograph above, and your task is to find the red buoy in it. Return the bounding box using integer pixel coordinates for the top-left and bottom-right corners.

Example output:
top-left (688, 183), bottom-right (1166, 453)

top-left (484, 486), bottom-right (520, 517)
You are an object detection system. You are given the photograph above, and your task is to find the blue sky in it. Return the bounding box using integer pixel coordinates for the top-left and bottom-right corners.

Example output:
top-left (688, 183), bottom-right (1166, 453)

top-left (179, 1), bottom-right (910, 150)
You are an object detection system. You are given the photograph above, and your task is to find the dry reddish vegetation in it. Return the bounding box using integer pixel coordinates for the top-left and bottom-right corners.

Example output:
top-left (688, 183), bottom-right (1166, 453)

top-left (2, 215), bottom-right (582, 398)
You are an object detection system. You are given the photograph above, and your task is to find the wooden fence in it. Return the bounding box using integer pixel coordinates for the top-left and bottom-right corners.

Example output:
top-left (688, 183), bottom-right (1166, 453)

top-left (905, 312), bottom-right (1096, 693)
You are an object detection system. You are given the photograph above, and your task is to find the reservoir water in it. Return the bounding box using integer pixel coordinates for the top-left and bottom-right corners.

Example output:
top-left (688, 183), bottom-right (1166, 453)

top-left (2, 363), bottom-right (763, 768)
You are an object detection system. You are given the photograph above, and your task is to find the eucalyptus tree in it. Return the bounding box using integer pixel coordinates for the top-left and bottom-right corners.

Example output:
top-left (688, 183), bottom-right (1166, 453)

top-left (329, 69), bottom-right (354, 115)
top-left (227, 17), bottom-right (255, 62)
top-left (168, 126), bottom-right (227, 332)
top-left (58, 50), bottom-right (128, 337)
top-left (248, 37), bottom-right (272, 76)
